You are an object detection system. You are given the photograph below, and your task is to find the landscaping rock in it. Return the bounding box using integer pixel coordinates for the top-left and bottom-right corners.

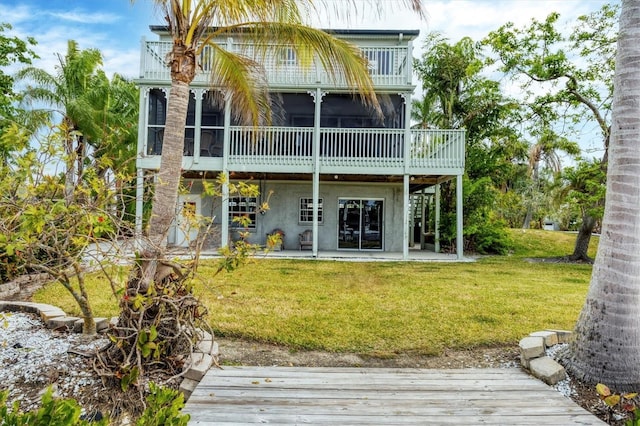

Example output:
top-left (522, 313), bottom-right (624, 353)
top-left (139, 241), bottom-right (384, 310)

top-left (39, 308), bottom-right (66, 322)
top-left (179, 378), bottom-right (199, 400)
top-left (529, 330), bottom-right (558, 347)
top-left (46, 316), bottom-right (81, 330)
top-left (73, 317), bottom-right (110, 333)
top-left (519, 336), bottom-right (545, 368)
top-left (184, 353), bottom-right (214, 381)
top-left (546, 329), bottom-right (573, 344)
top-left (529, 356), bottom-right (566, 385)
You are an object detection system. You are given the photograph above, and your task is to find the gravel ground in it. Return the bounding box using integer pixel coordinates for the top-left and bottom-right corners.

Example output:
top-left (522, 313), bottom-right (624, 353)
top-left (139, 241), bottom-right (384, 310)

top-left (0, 312), bottom-right (110, 416)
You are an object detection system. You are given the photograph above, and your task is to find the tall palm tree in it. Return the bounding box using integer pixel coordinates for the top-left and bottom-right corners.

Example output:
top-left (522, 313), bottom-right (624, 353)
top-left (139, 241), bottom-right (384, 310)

top-left (564, 0), bottom-right (640, 391)
top-left (521, 128), bottom-right (579, 229)
top-left (16, 40), bottom-right (106, 204)
top-left (134, 0), bottom-right (425, 289)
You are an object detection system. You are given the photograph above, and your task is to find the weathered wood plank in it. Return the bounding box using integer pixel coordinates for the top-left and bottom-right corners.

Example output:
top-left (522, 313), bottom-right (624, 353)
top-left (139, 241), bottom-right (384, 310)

top-left (189, 412), bottom-right (603, 425)
top-left (187, 392), bottom-right (587, 408)
top-left (184, 366), bottom-right (605, 425)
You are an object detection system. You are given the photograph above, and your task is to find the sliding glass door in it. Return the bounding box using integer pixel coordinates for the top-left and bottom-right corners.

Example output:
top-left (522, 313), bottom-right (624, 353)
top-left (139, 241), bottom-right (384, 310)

top-left (338, 199), bottom-right (383, 250)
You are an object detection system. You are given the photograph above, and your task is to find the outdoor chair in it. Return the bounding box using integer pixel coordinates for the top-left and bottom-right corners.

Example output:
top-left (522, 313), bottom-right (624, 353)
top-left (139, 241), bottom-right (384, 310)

top-left (299, 229), bottom-right (313, 250)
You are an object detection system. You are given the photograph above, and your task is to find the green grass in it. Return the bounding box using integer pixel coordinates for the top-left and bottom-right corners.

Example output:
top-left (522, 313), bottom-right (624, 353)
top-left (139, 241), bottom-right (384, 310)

top-left (32, 229), bottom-right (598, 357)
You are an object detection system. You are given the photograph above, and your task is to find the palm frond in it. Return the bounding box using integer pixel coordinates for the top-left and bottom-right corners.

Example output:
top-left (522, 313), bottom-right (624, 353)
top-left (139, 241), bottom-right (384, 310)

top-left (208, 45), bottom-right (271, 127)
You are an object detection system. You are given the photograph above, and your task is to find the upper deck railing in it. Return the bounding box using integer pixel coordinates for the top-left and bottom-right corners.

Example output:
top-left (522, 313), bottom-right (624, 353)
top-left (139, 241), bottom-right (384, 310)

top-left (139, 40), bottom-right (413, 88)
top-left (141, 127), bottom-right (465, 175)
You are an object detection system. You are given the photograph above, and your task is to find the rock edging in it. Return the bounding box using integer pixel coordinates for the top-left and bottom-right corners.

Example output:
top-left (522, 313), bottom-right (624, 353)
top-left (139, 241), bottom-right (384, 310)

top-left (519, 329), bottom-right (572, 385)
top-left (0, 300), bottom-right (217, 401)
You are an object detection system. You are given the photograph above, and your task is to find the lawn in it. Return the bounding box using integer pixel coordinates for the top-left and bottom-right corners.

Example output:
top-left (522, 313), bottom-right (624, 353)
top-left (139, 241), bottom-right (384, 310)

top-left (32, 229), bottom-right (597, 357)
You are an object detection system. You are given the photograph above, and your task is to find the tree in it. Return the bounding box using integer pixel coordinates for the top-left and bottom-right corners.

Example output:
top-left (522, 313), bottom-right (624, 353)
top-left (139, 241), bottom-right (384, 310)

top-left (4, 40), bottom-right (139, 334)
top-left (521, 128), bottom-right (579, 229)
top-left (413, 33), bottom-right (518, 253)
top-left (0, 124), bottom-right (124, 335)
top-left (0, 22), bottom-right (37, 124)
top-left (559, 158), bottom-right (606, 258)
top-left (563, 0), bottom-right (640, 391)
top-left (16, 40), bottom-right (107, 204)
top-left (483, 5), bottom-right (618, 260)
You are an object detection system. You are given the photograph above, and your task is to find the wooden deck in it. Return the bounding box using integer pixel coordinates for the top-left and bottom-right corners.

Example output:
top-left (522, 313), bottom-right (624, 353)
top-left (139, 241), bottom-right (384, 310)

top-left (184, 367), bottom-right (605, 425)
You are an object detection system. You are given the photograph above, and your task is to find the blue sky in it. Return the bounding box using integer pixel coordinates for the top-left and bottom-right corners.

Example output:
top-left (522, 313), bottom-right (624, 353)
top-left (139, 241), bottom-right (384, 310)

top-left (1, 0), bottom-right (616, 79)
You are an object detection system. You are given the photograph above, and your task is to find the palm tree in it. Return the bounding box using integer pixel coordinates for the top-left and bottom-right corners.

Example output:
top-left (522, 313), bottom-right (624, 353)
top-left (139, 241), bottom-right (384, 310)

top-left (133, 0), bottom-right (425, 289)
top-left (521, 128), bottom-right (579, 229)
top-left (563, 0), bottom-right (640, 391)
top-left (16, 40), bottom-right (106, 204)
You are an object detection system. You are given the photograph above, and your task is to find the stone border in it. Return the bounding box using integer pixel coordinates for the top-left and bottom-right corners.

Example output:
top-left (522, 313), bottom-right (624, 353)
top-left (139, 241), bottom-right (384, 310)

top-left (0, 300), bottom-right (217, 401)
top-left (519, 329), bottom-right (573, 385)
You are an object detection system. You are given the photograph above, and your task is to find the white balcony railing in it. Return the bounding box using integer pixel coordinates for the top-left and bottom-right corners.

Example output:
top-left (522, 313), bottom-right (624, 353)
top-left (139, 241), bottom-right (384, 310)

top-left (224, 127), bottom-right (465, 172)
top-left (140, 41), bottom-right (412, 88)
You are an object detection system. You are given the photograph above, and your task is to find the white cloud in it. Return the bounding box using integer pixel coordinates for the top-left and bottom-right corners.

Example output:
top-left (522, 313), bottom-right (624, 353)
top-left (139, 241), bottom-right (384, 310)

top-left (49, 10), bottom-right (121, 25)
top-left (0, 4), bottom-right (33, 25)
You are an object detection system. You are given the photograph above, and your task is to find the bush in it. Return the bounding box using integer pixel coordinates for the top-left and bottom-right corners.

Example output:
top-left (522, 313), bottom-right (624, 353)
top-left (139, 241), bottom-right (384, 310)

top-left (440, 176), bottom-right (513, 255)
top-left (0, 382), bottom-right (190, 425)
top-left (0, 387), bottom-right (107, 425)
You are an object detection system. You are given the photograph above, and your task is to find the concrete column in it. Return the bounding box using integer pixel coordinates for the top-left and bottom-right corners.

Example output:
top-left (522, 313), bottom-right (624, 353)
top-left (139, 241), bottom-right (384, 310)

top-left (310, 89), bottom-right (325, 257)
top-left (193, 89), bottom-right (204, 162)
top-left (221, 91), bottom-right (232, 248)
top-left (134, 169), bottom-right (144, 252)
top-left (456, 175), bottom-right (463, 260)
top-left (403, 175), bottom-right (410, 260)
top-left (435, 183), bottom-right (441, 253)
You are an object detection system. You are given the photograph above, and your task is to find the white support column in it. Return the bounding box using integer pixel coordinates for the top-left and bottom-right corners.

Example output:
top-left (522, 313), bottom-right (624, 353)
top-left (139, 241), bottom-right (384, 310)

top-left (221, 91), bottom-right (232, 248)
top-left (420, 191), bottom-right (426, 250)
top-left (401, 92), bottom-right (412, 260)
top-left (403, 175), bottom-right (410, 260)
top-left (134, 169), bottom-right (145, 251)
top-left (435, 183), bottom-right (441, 253)
top-left (193, 89), bottom-right (204, 162)
top-left (456, 175), bottom-right (464, 260)
top-left (138, 87), bottom-right (149, 156)
top-left (310, 89), bottom-right (325, 258)
top-left (134, 87), bottom-right (149, 253)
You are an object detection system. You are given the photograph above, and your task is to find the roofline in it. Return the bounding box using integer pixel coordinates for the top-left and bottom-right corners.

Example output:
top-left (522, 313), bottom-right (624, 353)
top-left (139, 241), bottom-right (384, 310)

top-left (148, 25), bottom-right (420, 39)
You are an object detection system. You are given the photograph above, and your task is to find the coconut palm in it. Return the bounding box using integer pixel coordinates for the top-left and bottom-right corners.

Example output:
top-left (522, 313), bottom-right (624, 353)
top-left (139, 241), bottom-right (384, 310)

top-left (16, 40), bottom-right (106, 204)
top-left (521, 128), bottom-right (580, 229)
top-left (564, 0), bottom-right (640, 391)
top-left (134, 0), bottom-right (425, 288)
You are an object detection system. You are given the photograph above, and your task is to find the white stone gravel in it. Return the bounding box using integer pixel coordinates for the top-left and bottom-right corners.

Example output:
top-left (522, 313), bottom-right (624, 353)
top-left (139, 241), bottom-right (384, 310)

top-left (545, 343), bottom-right (576, 398)
top-left (1, 312), bottom-right (108, 413)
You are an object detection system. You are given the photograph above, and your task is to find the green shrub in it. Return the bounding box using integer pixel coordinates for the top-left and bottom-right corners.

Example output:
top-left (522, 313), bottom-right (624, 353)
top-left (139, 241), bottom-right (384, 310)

top-left (0, 387), bottom-right (107, 425)
top-left (0, 383), bottom-right (189, 425)
top-left (135, 383), bottom-right (190, 426)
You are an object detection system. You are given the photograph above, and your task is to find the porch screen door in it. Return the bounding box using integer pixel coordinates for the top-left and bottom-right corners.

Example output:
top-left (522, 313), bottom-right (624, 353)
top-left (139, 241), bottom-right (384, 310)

top-left (338, 199), bottom-right (383, 250)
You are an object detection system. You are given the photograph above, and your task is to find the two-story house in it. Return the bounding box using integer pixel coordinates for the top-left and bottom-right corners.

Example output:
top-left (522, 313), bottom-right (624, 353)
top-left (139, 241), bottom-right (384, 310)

top-left (134, 26), bottom-right (465, 260)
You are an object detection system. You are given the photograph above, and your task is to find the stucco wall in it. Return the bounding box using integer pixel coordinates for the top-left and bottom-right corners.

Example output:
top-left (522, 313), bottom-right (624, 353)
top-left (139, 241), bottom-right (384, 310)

top-left (184, 180), bottom-right (405, 252)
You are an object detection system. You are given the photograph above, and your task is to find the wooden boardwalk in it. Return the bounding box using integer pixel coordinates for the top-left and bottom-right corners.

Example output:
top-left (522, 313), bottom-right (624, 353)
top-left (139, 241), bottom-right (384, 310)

top-left (184, 367), bottom-right (605, 425)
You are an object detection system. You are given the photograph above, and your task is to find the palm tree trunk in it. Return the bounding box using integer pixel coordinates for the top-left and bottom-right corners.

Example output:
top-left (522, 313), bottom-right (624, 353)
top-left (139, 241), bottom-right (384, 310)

top-left (136, 80), bottom-right (190, 291)
top-left (564, 0), bottom-right (640, 391)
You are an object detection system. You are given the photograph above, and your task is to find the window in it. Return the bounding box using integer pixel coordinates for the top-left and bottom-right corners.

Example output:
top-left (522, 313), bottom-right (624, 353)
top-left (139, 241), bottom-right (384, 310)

top-left (299, 198), bottom-right (323, 224)
top-left (229, 196), bottom-right (257, 229)
top-left (147, 89), bottom-right (167, 155)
